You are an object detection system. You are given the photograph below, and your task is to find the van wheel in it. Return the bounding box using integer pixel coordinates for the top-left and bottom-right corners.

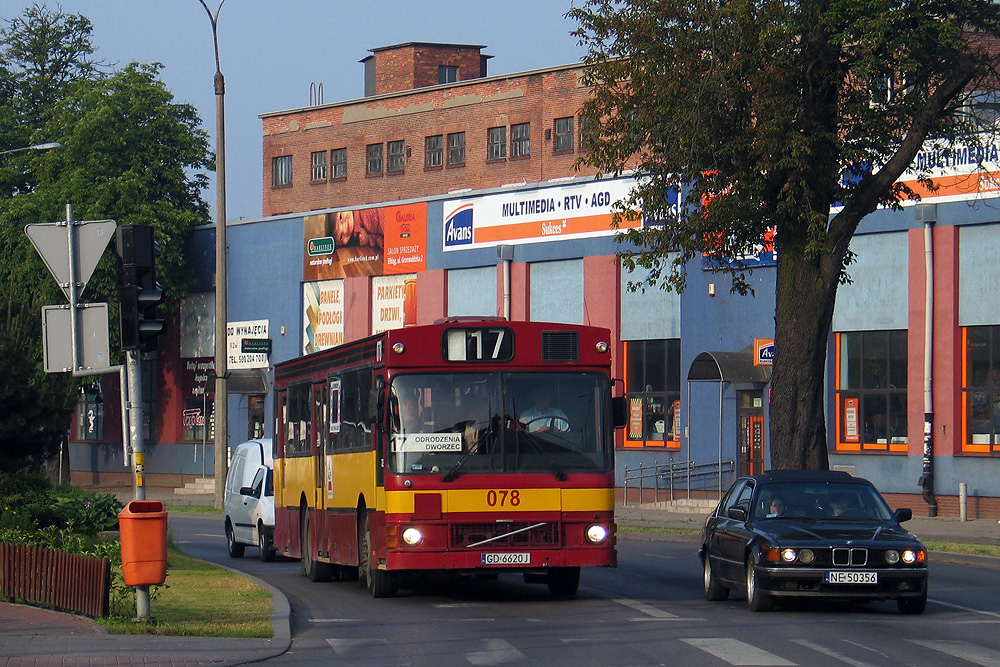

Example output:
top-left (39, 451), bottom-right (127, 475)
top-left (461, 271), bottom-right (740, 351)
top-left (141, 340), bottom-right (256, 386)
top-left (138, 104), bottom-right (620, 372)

top-left (226, 520), bottom-right (245, 558)
top-left (359, 515), bottom-right (398, 598)
top-left (300, 508), bottom-right (333, 582)
top-left (258, 522), bottom-right (275, 562)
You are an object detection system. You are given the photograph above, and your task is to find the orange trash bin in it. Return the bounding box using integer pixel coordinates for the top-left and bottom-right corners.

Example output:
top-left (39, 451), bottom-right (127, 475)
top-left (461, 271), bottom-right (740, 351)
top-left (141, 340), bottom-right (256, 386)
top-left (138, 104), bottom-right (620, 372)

top-left (118, 500), bottom-right (168, 586)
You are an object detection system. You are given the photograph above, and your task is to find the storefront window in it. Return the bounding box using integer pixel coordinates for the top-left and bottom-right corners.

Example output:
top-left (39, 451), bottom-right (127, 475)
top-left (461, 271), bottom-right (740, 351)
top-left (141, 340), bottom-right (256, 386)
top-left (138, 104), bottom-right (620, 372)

top-left (836, 330), bottom-right (907, 452)
top-left (964, 326), bottom-right (1000, 453)
top-left (623, 339), bottom-right (680, 448)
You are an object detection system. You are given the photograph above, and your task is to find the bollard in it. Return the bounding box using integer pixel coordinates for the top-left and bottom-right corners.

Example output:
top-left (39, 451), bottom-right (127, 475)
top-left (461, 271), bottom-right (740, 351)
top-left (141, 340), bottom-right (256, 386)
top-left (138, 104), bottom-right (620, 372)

top-left (959, 483), bottom-right (968, 522)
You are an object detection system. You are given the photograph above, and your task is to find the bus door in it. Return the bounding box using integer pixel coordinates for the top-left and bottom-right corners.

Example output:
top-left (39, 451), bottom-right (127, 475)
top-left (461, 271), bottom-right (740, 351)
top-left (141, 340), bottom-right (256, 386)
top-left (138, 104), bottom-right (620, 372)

top-left (738, 390), bottom-right (765, 476)
top-left (313, 382), bottom-right (329, 509)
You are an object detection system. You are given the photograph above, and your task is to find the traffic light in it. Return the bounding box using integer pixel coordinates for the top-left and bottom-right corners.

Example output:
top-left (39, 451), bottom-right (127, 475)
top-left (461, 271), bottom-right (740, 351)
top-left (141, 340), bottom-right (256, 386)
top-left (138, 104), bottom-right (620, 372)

top-left (116, 225), bottom-right (164, 351)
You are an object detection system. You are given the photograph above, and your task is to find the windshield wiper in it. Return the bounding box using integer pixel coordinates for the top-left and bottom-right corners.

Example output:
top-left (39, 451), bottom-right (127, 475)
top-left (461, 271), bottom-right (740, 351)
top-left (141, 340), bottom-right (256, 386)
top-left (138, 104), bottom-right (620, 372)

top-left (441, 419), bottom-right (495, 482)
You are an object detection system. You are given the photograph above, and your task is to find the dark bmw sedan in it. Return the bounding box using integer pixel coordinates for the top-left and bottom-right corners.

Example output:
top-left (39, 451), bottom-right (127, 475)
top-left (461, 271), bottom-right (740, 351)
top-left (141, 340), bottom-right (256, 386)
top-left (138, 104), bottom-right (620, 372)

top-left (699, 470), bottom-right (928, 613)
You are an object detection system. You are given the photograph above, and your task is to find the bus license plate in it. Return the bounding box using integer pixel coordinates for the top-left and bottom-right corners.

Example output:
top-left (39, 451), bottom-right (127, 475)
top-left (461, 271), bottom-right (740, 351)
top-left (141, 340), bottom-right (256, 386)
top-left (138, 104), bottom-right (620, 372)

top-left (826, 571), bottom-right (877, 584)
top-left (481, 552), bottom-right (530, 566)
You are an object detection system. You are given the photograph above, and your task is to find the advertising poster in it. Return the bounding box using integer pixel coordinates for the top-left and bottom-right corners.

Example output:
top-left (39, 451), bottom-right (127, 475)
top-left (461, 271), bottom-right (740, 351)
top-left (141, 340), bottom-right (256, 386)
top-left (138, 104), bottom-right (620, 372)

top-left (895, 135), bottom-right (1000, 204)
top-left (442, 178), bottom-right (641, 251)
top-left (303, 279), bottom-right (344, 354)
top-left (844, 397), bottom-right (860, 444)
top-left (303, 203), bottom-right (428, 281)
top-left (383, 203), bottom-right (427, 274)
top-left (371, 274), bottom-right (417, 334)
top-left (227, 319), bottom-right (269, 370)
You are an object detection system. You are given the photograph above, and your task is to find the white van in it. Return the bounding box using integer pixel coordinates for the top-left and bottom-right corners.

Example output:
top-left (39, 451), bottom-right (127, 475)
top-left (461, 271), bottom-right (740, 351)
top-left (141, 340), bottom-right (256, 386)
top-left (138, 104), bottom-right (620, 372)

top-left (223, 438), bottom-right (275, 561)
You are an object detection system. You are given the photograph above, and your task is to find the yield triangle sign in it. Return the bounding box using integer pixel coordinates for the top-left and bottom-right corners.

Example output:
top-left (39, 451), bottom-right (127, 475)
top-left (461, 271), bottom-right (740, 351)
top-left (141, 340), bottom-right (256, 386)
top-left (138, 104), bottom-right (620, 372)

top-left (25, 220), bottom-right (116, 301)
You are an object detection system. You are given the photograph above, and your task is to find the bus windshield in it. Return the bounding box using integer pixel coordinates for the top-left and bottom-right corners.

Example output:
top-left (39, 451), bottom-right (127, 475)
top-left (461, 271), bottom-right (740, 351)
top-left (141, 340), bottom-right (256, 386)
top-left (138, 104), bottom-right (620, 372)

top-left (389, 372), bottom-right (613, 478)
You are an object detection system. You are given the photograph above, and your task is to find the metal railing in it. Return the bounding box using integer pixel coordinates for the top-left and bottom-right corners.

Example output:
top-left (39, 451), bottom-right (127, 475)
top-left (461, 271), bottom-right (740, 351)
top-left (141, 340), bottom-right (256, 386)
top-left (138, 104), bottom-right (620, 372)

top-left (622, 459), bottom-right (735, 507)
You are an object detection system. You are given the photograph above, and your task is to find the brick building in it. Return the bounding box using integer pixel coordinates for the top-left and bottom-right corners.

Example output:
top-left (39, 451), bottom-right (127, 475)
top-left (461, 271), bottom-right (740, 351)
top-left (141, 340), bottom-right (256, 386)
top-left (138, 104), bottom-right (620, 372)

top-left (261, 43), bottom-right (605, 216)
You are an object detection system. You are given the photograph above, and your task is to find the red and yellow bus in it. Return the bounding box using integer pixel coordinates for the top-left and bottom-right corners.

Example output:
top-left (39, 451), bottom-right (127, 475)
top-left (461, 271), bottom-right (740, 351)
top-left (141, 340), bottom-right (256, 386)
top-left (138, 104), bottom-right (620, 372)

top-left (272, 317), bottom-right (625, 597)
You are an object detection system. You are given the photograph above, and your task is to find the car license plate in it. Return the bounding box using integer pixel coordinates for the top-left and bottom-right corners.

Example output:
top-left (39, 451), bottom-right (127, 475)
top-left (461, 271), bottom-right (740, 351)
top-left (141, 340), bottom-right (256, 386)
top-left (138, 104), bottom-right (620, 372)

top-left (481, 552), bottom-right (530, 566)
top-left (826, 571), bottom-right (877, 584)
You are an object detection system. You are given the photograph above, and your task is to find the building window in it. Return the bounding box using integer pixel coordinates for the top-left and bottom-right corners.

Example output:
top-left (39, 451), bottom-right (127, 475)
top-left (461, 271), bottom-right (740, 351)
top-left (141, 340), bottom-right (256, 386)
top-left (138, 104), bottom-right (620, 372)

top-left (366, 143), bottom-right (383, 175)
top-left (331, 147), bottom-right (347, 179)
top-left (553, 117), bottom-right (574, 152)
top-left (387, 140), bottom-right (405, 174)
top-left (272, 155), bottom-right (292, 187)
top-left (579, 114), bottom-right (595, 152)
top-left (511, 122), bottom-right (530, 158)
top-left (447, 132), bottom-right (465, 166)
top-left (425, 135), bottom-right (443, 168)
top-left (964, 325), bottom-right (1000, 453)
top-left (624, 339), bottom-right (681, 448)
top-left (487, 126), bottom-right (506, 161)
top-left (310, 151), bottom-right (327, 182)
top-left (77, 385), bottom-right (103, 441)
top-left (439, 65), bottom-right (458, 84)
top-left (836, 330), bottom-right (907, 452)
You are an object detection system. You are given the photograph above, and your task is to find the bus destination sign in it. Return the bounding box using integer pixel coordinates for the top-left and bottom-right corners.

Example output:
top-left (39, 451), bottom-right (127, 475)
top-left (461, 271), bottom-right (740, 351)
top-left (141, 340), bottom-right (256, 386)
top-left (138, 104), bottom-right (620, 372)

top-left (443, 327), bottom-right (514, 362)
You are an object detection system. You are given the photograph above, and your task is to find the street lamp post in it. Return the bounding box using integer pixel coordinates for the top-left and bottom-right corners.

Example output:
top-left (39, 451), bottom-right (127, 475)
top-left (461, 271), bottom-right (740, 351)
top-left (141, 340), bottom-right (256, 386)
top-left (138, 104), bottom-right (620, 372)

top-left (0, 141), bottom-right (62, 157)
top-left (199, 0), bottom-right (229, 510)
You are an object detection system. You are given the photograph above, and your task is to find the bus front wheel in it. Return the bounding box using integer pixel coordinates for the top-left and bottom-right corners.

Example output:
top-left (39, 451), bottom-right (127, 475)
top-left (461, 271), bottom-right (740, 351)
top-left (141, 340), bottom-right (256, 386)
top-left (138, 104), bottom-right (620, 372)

top-left (359, 515), bottom-right (398, 598)
top-left (547, 567), bottom-right (580, 596)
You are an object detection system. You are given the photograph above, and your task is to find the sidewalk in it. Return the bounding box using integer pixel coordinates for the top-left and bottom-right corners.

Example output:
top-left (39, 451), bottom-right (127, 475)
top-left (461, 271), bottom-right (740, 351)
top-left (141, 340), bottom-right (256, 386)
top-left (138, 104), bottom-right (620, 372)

top-left (2, 494), bottom-right (997, 665)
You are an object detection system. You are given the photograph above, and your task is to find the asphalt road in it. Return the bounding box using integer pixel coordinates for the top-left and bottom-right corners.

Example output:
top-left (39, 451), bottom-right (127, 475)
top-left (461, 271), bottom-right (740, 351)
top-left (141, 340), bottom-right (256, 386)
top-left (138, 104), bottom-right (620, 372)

top-left (171, 512), bottom-right (1000, 665)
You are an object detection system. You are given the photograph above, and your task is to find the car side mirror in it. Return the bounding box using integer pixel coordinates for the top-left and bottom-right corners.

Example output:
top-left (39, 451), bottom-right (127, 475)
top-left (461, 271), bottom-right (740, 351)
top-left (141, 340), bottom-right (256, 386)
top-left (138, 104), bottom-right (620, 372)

top-left (894, 507), bottom-right (912, 523)
top-left (239, 486), bottom-right (254, 497)
top-left (727, 506), bottom-right (747, 522)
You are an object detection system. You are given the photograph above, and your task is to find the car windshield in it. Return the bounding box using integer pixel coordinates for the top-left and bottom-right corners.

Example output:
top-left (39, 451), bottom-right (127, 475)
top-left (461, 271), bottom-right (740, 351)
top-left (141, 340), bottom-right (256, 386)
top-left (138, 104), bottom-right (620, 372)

top-left (753, 481), bottom-right (894, 521)
top-left (388, 371), bottom-right (613, 479)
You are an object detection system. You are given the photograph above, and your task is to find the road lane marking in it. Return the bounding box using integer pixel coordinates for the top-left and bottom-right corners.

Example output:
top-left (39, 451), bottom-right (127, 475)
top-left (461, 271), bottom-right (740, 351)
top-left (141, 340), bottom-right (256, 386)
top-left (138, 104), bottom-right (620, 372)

top-left (327, 637), bottom-right (388, 655)
top-left (931, 599), bottom-right (1000, 619)
top-left (681, 638), bottom-right (796, 666)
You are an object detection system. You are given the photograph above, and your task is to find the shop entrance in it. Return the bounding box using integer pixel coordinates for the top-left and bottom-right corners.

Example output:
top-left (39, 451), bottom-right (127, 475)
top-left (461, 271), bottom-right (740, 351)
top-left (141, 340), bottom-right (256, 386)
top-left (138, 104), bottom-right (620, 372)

top-left (738, 390), bottom-right (765, 476)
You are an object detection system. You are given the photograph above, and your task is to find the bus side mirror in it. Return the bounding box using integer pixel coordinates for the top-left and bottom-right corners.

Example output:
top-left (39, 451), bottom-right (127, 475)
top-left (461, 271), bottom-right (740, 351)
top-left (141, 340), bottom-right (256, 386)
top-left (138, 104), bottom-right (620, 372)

top-left (611, 396), bottom-right (628, 429)
top-left (367, 386), bottom-right (382, 424)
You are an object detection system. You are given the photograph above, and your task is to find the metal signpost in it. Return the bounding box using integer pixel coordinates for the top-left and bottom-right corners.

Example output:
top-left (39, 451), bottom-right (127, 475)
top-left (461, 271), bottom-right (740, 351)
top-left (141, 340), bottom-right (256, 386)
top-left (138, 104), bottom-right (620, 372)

top-left (27, 203), bottom-right (153, 619)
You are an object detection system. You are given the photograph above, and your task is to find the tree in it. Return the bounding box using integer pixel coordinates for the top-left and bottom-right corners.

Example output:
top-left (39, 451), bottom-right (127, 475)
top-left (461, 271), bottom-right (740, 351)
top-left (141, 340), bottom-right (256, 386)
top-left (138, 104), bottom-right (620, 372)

top-left (0, 5), bottom-right (212, 470)
top-left (569, 0), bottom-right (1000, 469)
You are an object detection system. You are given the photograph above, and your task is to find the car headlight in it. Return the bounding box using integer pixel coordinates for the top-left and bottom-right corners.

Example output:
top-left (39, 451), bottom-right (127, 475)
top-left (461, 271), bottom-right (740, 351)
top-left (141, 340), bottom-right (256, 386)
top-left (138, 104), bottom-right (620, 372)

top-left (401, 527), bottom-right (423, 546)
top-left (585, 524), bottom-right (609, 544)
top-left (798, 548), bottom-right (815, 564)
top-left (780, 548), bottom-right (797, 562)
top-left (901, 549), bottom-right (920, 564)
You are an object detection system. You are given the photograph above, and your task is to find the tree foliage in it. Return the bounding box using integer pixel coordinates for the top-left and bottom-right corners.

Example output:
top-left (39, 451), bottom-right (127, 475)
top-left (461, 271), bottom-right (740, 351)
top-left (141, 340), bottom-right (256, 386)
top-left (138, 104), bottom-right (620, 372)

top-left (569, 0), bottom-right (1000, 468)
top-left (0, 4), bottom-right (212, 470)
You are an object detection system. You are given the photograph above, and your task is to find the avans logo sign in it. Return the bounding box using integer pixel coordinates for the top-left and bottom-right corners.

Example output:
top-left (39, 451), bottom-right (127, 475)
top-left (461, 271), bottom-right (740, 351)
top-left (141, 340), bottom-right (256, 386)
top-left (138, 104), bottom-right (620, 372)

top-left (443, 204), bottom-right (474, 248)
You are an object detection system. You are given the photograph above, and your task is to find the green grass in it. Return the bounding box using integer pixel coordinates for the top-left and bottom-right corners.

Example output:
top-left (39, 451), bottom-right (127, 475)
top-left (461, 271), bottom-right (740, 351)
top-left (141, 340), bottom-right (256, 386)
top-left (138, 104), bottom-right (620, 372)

top-left (98, 545), bottom-right (272, 637)
top-left (924, 540), bottom-right (1000, 558)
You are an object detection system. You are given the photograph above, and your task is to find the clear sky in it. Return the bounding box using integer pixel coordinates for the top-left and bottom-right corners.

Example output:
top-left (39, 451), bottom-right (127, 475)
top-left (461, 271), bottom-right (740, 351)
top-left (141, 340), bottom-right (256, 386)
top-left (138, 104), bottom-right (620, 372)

top-left (5, 1), bottom-right (587, 222)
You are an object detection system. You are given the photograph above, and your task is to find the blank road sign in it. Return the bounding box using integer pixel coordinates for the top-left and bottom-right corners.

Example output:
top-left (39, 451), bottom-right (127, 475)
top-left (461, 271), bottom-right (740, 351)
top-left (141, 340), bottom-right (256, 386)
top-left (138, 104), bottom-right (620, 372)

top-left (42, 303), bottom-right (111, 373)
top-left (26, 220), bottom-right (116, 301)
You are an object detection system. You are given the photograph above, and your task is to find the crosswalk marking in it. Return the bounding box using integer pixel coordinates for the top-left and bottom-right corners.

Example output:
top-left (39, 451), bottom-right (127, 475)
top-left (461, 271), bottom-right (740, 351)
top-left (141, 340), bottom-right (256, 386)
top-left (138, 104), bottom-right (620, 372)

top-left (909, 639), bottom-right (1000, 666)
top-left (326, 637), bottom-right (388, 655)
top-left (466, 638), bottom-right (525, 665)
top-left (791, 639), bottom-right (879, 667)
top-left (681, 638), bottom-right (796, 666)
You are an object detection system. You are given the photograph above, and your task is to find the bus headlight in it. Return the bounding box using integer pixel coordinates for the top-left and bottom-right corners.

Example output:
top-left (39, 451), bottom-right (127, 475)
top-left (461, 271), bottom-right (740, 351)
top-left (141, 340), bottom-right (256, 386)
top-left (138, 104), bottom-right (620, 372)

top-left (595, 341), bottom-right (609, 353)
top-left (585, 524), bottom-right (608, 544)
top-left (401, 527), bottom-right (423, 546)
top-left (392, 342), bottom-right (405, 354)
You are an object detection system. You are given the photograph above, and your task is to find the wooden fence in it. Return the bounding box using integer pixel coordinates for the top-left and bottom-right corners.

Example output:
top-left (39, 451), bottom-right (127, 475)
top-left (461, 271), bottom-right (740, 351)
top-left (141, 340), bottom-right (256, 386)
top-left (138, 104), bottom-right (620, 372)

top-left (0, 542), bottom-right (110, 617)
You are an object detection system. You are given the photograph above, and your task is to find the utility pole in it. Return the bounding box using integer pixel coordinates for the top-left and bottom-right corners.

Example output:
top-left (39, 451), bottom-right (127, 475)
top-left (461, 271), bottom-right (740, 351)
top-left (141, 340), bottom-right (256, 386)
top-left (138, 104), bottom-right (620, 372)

top-left (199, 0), bottom-right (229, 509)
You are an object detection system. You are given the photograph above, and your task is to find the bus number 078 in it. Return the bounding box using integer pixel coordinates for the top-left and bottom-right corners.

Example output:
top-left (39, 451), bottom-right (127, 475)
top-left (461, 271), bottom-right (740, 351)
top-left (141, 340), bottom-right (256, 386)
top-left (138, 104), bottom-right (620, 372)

top-left (486, 489), bottom-right (520, 507)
